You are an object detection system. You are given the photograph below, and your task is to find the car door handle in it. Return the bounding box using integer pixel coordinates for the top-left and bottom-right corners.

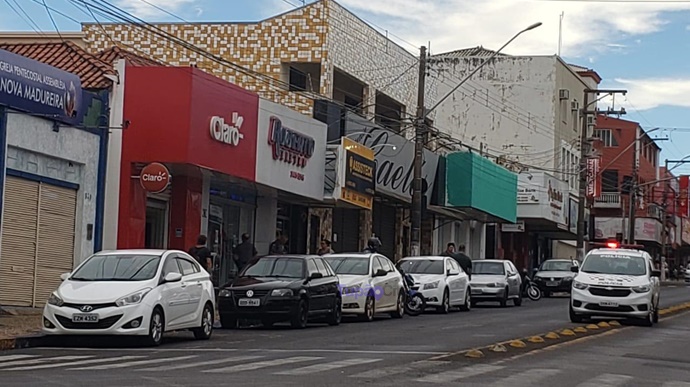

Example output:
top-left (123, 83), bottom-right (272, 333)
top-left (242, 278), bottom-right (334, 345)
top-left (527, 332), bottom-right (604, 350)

top-left (181, 282), bottom-right (188, 288)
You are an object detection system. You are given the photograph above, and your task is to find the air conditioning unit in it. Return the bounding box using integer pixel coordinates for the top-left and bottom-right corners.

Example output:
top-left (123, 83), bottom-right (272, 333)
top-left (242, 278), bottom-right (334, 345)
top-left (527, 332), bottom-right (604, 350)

top-left (571, 101), bottom-right (579, 112)
top-left (587, 116), bottom-right (596, 126)
top-left (559, 89), bottom-right (570, 100)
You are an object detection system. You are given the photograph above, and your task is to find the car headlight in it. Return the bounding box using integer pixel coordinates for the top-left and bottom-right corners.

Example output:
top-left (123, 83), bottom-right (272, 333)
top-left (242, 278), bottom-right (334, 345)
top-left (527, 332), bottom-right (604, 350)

top-left (116, 288), bottom-right (152, 307)
top-left (271, 289), bottom-right (293, 297)
top-left (632, 285), bottom-right (651, 293)
top-left (423, 281), bottom-right (439, 290)
top-left (218, 289), bottom-right (231, 297)
top-left (47, 292), bottom-right (63, 307)
top-left (342, 283), bottom-right (362, 295)
top-left (573, 280), bottom-right (588, 290)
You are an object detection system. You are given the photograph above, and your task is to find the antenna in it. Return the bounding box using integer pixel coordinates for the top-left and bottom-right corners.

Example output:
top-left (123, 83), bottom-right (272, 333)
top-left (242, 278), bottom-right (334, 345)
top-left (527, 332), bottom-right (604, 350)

top-left (558, 12), bottom-right (564, 56)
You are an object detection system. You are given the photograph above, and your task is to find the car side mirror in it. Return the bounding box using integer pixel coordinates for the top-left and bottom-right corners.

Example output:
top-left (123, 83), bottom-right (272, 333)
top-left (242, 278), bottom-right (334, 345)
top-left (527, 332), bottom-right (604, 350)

top-left (570, 266), bottom-right (579, 273)
top-left (164, 272), bottom-right (183, 283)
top-left (651, 270), bottom-right (661, 278)
top-left (310, 272), bottom-right (324, 280)
top-left (374, 269), bottom-right (387, 277)
top-left (60, 272), bottom-right (71, 281)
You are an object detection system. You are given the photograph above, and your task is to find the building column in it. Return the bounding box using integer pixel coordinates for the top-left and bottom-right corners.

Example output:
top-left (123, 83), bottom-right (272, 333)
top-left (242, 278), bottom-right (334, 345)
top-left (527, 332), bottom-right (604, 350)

top-left (117, 163), bottom-right (146, 249)
top-left (200, 171), bottom-right (211, 236)
top-left (362, 86), bottom-right (377, 119)
top-left (255, 192), bottom-right (278, 255)
top-left (359, 209), bottom-right (372, 250)
top-left (168, 174), bottom-right (203, 251)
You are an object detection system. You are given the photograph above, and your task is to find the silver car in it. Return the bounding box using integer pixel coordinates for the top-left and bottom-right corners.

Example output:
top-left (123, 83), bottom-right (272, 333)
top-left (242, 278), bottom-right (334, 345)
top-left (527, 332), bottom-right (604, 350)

top-left (469, 259), bottom-right (522, 307)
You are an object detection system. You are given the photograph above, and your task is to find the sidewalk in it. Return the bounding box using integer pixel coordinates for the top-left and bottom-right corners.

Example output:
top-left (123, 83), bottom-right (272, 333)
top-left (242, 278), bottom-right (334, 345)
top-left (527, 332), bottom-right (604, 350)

top-left (0, 307), bottom-right (43, 350)
top-left (662, 279), bottom-right (688, 287)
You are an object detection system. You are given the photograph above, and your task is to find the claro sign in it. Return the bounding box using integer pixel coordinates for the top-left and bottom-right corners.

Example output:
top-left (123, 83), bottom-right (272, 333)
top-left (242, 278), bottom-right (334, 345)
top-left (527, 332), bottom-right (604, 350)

top-left (210, 113), bottom-right (244, 146)
top-left (140, 162), bottom-right (171, 193)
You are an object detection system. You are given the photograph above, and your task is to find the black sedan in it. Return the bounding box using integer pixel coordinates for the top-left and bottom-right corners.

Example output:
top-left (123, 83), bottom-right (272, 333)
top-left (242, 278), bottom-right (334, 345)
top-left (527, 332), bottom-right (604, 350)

top-left (218, 255), bottom-right (342, 329)
top-left (533, 259), bottom-right (579, 296)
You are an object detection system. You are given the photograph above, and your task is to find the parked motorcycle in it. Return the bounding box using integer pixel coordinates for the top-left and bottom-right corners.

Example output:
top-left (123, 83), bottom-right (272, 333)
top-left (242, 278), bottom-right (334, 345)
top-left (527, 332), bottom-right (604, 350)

top-left (521, 269), bottom-right (542, 301)
top-left (400, 269), bottom-right (426, 316)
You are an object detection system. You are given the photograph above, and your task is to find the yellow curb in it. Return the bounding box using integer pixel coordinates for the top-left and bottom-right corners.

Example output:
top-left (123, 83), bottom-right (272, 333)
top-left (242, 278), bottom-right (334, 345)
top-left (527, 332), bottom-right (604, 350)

top-left (489, 344), bottom-right (507, 353)
top-left (465, 349), bottom-right (484, 358)
top-left (544, 332), bottom-right (560, 339)
top-left (528, 336), bottom-right (545, 343)
top-left (609, 321), bottom-right (621, 326)
top-left (598, 322), bottom-right (611, 328)
top-left (560, 329), bottom-right (576, 336)
top-left (586, 324), bottom-right (600, 330)
top-left (574, 327), bottom-right (588, 333)
top-left (509, 340), bottom-right (527, 348)
top-left (660, 310), bottom-right (670, 315)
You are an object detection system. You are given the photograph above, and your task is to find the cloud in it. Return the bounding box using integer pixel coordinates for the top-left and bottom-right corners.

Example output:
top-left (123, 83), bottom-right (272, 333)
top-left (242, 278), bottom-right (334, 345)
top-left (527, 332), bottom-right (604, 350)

top-left (598, 78), bottom-right (690, 111)
top-left (116, 0), bottom-right (195, 18)
top-left (337, 0), bottom-right (690, 57)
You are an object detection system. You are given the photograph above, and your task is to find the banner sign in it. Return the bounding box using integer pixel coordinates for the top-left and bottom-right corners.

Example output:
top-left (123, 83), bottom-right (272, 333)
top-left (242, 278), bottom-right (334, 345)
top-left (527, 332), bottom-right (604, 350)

top-left (0, 48), bottom-right (82, 125)
top-left (586, 157), bottom-right (601, 199)
top-left (678, 175), bottom-right (689, 218)
top-left (339, 137), bottom-right (375, 210)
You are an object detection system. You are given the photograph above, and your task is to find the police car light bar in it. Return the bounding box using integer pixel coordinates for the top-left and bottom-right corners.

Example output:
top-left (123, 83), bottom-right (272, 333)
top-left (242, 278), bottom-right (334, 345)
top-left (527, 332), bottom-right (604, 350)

top-left (592, 241), bottom-right (645, 249)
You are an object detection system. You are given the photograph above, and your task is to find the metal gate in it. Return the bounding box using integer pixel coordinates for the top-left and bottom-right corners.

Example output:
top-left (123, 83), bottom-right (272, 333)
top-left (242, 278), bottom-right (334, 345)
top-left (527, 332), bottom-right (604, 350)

top-left (332, 208), bottom-right (360, 253)
top-left (373, 202), bottom-right (396, 259)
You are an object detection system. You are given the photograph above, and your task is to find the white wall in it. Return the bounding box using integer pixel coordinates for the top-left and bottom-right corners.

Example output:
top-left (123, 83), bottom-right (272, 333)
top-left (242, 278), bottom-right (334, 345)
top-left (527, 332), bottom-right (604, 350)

top-left (254, 190), bottom-right (278, 255)
top-left (5, 111), bottom-right (100, 264)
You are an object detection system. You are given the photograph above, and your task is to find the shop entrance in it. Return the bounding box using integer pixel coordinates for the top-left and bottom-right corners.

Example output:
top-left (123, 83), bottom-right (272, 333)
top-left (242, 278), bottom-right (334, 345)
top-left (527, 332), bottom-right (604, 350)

top-left (277, 201), bottom-right (308, 254)
top-left (145, 199), bottom-right (168, 249)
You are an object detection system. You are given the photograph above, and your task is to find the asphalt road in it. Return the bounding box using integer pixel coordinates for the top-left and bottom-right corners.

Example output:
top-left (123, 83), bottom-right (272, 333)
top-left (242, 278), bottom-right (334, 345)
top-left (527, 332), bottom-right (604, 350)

top-left (0, 285), bottom-right (688, 386)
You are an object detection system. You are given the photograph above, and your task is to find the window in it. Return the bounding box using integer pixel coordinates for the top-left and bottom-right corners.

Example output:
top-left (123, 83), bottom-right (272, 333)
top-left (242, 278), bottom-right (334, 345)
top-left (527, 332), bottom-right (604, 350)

top-left (507, 261), bottom-right (518, 274)
top-left (593, 129), bottom-right (618, 147)
top-left (314, 259), bottom-right (331, 277)
top-left (371, 258), bottom-right (384, 275)
top-left (397, 259), bottom-right (444, 275)
top-left (448, 259), bottom-right (461, 274)
top-left (601, 170), bottom-right (619, 192)
top-left (323, 256), bottom-right (369, 275)
top-left (306, 259), bottom-right (318, 277)
top-left (162, 257), bottom-right (181, 276)
top-left (377, 256), bottom-right (395, 273)
top-left (177, 258), bottom-right (198, 276)
top-left (289, 66), bottom-right (307, 92)
top-left (71, 254), bottom-right (161, 282)
top-left (242, 257), bottom-right (305, 279)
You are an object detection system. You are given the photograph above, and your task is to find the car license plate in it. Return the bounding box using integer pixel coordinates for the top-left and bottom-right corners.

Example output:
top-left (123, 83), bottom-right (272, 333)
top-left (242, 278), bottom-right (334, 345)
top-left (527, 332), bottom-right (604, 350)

top-left (546, 281), bottom-right (559, 287)
top-left (599, 301), bottom-right (619, 307)
top-left (471, 289), bottom-right (483, 295)
top-left (72, 313), bottom-right (99, 323)
top-left (238, 298), bottom-right (260, 307)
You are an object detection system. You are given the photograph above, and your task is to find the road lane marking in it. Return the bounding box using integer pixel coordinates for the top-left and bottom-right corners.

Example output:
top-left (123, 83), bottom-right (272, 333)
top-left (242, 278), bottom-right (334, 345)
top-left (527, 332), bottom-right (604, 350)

top-left (415, 364), bottom-right (505, 383)
top-left (68, 355), bottom-right (197, 370)
top-left (0, 356), bottom-right (92, 368)
top-left (0, 355), bottom-right (38, 363)
top-left (663, 382), bottom-right (690, 387)
top-left (274, 358), bottom-right (382, 375)
top-left (138, 355), bottom-right (265, 371)
top-left (4, 356), bottom-right (145, 371)
top-left (204, 356), bottom-right (323, 373)
top-left (350, 360), bottom-right (449, 379)
top-left (36, 347), bottom-right (447, 355)
top-left (576, 373), bottom-right (633, 387)
top-left (488, 369), bottom-right (561, 387)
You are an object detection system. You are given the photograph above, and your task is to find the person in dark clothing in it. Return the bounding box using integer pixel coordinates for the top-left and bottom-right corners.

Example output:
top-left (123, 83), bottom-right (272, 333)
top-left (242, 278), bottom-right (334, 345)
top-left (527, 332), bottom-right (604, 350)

top-left (317, 239), bottom-right (335, 255)
top-left (234, 233), bottom-right (257, 272)
top-left (269, 233), bottom-right (288, 255)
top-left (442, 242), bottom-right (456, 257)
top-left (189, 235), bottom-right (213, 272)
top-left (455, 244), bottom-right (473, 280)
top-left (362, 237), bottom-right (382, 253)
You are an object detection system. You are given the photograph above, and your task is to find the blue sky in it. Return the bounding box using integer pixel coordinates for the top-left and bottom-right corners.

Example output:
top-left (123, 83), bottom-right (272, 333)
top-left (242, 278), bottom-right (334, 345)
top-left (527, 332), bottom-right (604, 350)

top-left (3, 0), bottom-right (690, 174)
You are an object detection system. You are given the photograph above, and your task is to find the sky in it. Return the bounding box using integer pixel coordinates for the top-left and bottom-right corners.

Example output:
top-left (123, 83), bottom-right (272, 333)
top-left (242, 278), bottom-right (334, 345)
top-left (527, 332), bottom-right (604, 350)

top-left (2, 0), bottom-right (690, 174)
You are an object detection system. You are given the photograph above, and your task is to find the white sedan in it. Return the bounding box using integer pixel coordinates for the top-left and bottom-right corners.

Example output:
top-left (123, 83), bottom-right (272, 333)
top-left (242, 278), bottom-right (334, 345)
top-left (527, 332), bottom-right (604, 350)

top-left (323, 253), bottom-right (405, 321)
top-left (397, 256), bottom-right (471, 313)
top-left (42, 249), bottom-right (216, 346)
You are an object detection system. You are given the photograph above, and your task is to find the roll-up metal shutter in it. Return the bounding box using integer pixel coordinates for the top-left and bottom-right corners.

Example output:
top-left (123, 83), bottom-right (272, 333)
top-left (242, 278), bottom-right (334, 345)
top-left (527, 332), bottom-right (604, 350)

top-left (373, 202), bottom-right (396, 260)
top-left (332, 208), bottom-right (360, 253)
top-left (34, 183), bottom-right (77, 307)
top-left (0, 177), bottom-right (39, 306)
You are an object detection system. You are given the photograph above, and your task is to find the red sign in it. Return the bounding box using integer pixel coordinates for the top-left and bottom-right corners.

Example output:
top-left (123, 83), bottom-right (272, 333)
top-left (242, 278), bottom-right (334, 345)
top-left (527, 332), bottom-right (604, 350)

top-left (140, 162), bottom-right (171, 193)
top-left (678, 175), bottom-right (689, 217)
top-left (586, 157), bottom-right (601, 199)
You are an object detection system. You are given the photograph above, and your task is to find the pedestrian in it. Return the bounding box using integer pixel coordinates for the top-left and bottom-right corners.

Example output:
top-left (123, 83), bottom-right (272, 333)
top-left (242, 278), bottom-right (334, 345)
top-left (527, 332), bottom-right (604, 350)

top-left (269, 233), bottom-right (289, 255)
top-left (362, 236), bottom-right (381, 253)
top-left (442, 242), bottom-right (456, 257)
top-left (454, 244), bottom-right (473, 280)
top-left (317, 239), bottom-right (335, 255)
top-left (188, 235), bottom-right (213, 272)
top-left (234, 233), bottom-right (257, 272)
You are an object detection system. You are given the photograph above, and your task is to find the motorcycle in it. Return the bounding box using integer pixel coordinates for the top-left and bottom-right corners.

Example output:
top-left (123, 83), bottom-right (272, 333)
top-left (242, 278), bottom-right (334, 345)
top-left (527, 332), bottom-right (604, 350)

top-left (400, 269), bottom-right (426, 316)
top-left (521, 270), bottom-right (542, 301)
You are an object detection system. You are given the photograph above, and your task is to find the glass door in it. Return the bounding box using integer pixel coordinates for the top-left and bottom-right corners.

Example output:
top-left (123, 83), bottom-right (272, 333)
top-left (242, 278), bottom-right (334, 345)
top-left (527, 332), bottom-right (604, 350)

top-left (145, 199), bottom-right (168, 249)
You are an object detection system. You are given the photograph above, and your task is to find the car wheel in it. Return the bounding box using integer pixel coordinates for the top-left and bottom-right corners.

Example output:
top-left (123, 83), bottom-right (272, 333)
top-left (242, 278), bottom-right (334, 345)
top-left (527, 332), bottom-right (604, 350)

top-left (146, 307), bottom-right (164, 346)
top-left (641, 311), bottom-right (654, 327)
top-left (437, 289), bottom-right (450, 314)
top-left (290, 299), bottom-right (309, 329)
top-left (652, 303), bottom-right (660, 323)
top-left (193, 303), bottom-right (214, 340)
top-left (360, 295), bottom-right (375, 322)
top-left (514, 292), bottom-right (523, 307)
top-left (327, 297), bottom-right (342, 326)
top-left (390, 290), bottom-right (405, 319)
top-left (220, 316), bottom-right (237, 329)
top-left (499, 287), bottom-right (509, 307)
top-left (459, 289), bottom-right (471, 312)
top-left (569, 304), bottom-right (584, 323)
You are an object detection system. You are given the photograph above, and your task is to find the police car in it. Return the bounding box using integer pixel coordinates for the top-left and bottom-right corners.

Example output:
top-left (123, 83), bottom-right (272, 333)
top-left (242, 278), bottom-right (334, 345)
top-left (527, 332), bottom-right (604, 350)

top-left (569, 242), bottom-right (661, 327)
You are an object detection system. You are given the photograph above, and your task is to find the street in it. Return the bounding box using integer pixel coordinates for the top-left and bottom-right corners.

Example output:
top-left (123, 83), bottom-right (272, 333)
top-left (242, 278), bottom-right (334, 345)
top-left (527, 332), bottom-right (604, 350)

top-left (1, 286), bottom-right (689, 386)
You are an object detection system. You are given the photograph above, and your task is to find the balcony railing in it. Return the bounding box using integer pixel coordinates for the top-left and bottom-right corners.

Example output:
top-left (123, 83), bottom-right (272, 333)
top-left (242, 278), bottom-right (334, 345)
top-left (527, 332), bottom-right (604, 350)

top-left (593, 192), bottom-right (622, 209)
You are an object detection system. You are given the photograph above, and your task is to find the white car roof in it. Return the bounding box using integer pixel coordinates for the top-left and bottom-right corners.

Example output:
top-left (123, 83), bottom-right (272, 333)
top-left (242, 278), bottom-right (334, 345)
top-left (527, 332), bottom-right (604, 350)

top-left (588, 248), bottom-right (647, 257)
top-left (95, 249), bottom-right (174, 256)
top-left (400, 256), bottom-right (447, 261)
top-left (324, 253), bottom-right (374, 258)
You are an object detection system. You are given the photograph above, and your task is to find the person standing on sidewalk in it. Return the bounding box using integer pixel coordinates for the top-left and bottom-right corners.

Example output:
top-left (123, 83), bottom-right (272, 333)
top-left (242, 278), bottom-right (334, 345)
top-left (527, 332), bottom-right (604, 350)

top-left (189, 235), bottom-right (213, 272)
top-left (269, 233), bottom-right (289, 255)
top-left (317, 239), bottom-right (335, 255)
top-left (234, 233), bottom-right (257, 273)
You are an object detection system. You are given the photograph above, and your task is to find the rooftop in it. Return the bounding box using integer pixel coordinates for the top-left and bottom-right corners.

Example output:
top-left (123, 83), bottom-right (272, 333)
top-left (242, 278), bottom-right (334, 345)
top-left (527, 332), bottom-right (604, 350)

top-left (432, 46), bottom-right (507, 59)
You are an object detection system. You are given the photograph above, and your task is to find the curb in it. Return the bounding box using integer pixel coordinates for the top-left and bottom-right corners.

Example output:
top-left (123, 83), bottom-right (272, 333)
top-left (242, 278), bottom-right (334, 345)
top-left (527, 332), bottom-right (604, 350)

top-left (0, 335), bottom-right (47, 351)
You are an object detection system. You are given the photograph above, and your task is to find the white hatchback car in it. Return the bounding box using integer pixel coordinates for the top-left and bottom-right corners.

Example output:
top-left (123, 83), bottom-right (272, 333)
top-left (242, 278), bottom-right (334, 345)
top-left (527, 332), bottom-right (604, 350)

top-left (323, 253), bottom-right (405, 321)
top-left (570, 248), bottom-right (661, 326)
top-left (396, 256), bottom-right (471, 313)
top-left (42, 249), bottom-right (216, 346)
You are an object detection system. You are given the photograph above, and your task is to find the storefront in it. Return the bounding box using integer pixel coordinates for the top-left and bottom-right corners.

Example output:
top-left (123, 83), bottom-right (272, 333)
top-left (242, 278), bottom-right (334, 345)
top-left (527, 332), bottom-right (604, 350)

top-left (253, 99), bottom-right (326, 255)
top-left (0, 49), bottom-right (107, 306)
top-left (115, 66), bottom-right (259, 287)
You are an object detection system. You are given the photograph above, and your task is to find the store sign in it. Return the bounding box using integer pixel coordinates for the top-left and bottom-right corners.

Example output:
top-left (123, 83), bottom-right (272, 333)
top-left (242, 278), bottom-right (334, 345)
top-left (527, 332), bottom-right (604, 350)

top-left (568, 197), bottom-right (578, 234)
top-left (517, 172), bottom-right (568, 228)
top-left (501, 222), bottom-right (525, 232)
top-left (678, 175), bottom-right (689, 217)
top-left (594, 217), bottom-right (662, 242)
top-left (256, 99), bottom-right (326, 200)
top-left (338, 137), bottom-right (375, 210)
top-left (140, 162), bottom-right (171, 193)
top-left (0, 48), bottom-right (82, 125)
top-left (683, 218), bottom-right (690, 245)
top-left (343, 112), bottom-right (439, 204)
top-left (586, 157), bottom-right (601, 199)
top-left (210, 113), bottom-right (244, 146)
top-left (268, 116), bottom-right (315, 168)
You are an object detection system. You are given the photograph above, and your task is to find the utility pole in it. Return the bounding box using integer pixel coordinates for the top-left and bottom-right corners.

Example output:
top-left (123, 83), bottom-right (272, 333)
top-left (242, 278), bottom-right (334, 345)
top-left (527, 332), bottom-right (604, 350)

top-left (410, 46), bottom-right (427, 257)
top-left (576, 89), bottom-right (627, 259)
top-left (628, 132), bottom-right (639, 244)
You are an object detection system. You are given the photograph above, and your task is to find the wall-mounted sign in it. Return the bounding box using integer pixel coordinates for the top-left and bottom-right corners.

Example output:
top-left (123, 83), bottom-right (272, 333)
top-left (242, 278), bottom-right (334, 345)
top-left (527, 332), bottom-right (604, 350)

top-left (586, 157), bottom-right (601, 199)
top-left (339, 137), bottom-right (375, 210)
top-left (140, 162), bottom-right (170, 193)
top-left (517, 172), bottom-right (569, 228)
top-left (0, 48), bottom-right (82, 125)
top-left (210, 113), bottom-right (244, 146)
top-left (268, 116), bottom-right (315, 168)
top-left (501, 222), bottom-right (525, 232)
top-left (678, 175), bottom-right (688, 217)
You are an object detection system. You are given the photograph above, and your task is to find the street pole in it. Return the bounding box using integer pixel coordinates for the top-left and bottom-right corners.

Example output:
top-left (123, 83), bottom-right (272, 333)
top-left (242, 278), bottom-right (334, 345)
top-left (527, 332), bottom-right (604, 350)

top-left (576, 90), bottom-right (589, 260)
top-left (662, 159), bottom-right (669, 267)
top-left (410, 46), bottom-right (427, 257)
top-left (628, 130), bottom-right (639, 245)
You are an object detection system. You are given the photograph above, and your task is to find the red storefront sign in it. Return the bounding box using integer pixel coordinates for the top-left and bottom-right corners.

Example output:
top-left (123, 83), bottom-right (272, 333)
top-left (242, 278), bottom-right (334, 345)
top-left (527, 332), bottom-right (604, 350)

top-left (678, 175), bottom-right (689, 217)
top-left (586, 157), bottom-right (601, 199)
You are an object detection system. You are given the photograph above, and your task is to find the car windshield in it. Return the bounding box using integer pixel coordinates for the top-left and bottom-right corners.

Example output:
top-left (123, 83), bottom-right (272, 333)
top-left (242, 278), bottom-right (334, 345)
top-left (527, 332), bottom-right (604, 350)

top-left (240, 257), bottom-right (304, 279)
top-left (323, 257), bottom-right (369, 275)
top-left (473, 262), bottom-right (505, 275)
top-left (70, 254), bottom-right (161, 281)
top-left (540, 260), bottom-right (573, 272)
top-left (581, 254), bottom-right (647, 276)
top-left (397, 259), bottom-right (444, 275)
